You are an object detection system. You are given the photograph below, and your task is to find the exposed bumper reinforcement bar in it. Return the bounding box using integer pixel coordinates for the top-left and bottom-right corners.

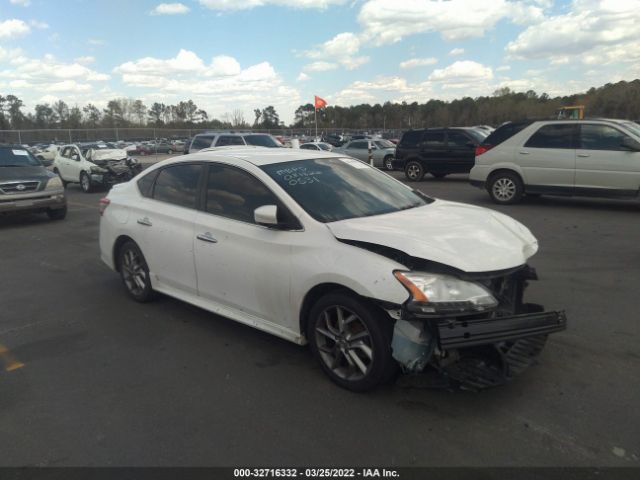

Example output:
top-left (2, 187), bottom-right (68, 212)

top-left (438, 310), bottom-right (567, 350)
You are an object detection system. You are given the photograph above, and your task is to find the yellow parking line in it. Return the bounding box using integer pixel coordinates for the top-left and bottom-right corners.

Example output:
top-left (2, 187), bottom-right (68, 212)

top-left (0, 343), bottom-right (25, 372)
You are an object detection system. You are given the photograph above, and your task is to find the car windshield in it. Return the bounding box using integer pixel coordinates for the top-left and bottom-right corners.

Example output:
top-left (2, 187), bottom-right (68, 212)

top-left (318, 143), bottom-right (331, 151)
top-left (374, 140), bottom-right (395, 149)
top-left (261, 157), bottom-right (432, 223)
top-left (619, 121), bottom-right (640, 137)
top-left (244, 135), bottom-right (281, 148)
top-left (0, 147), bottom-right (41, 167)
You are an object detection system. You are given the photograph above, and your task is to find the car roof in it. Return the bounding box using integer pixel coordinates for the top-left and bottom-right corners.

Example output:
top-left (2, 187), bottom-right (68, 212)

top-left (169, 147), bottom-right (341, 166)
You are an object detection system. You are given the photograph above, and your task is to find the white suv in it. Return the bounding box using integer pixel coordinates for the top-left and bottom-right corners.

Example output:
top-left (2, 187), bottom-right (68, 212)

top-left (99, 148), bottom-right (565, 391)
top-left (470, 119), bottom-right (640, 204)
top-left (186, 132), bottom-right (282, 154)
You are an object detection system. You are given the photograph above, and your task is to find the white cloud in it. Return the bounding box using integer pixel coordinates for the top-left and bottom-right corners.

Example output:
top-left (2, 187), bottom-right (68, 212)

top-left (0, 19), bottom-right (30, 39)
top-left (75, 56), bottom-right (96, 65)
top-left (29, 20), bottom-right (49, 29)
top-left (199, 0), bottom-right (348, 11)
top-left (304, 61), bottom-right (338, 72)
top-left (506, 0), bottom-right (640, 65)
top-left (297, 72), bottom-right (310, 81)
top-left (150, 3), bottom-right (190, 15)
top-left (0, 53), bottom-right (110, 96)
top-left (399, 57), bottom-right (437, 69)
top-left (113, 49), bottom-right (301, 124)
top-left (449, 48), bottom-right (464, 56)
top-left (10, 0), bottom-right (31, 6)
top-left (428, 60), bottom-right (494, 89)
top-left (496, 65), bottom-right (511, 72)
top-left (303, 32), bottom-right (369, 70)
top-left (358, 0), bottom-right (546, 45)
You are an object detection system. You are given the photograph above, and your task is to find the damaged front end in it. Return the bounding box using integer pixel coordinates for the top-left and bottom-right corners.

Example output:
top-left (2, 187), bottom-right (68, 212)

top-left (91, 150), bottom-right (142, 187)
top-left (389, 265), bottom-right (567, 390)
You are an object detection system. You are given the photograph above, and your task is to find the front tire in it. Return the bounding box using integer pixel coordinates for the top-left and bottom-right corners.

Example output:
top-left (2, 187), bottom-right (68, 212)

top-left (404, 161), bottom-right (425, 182)
top-left (488, 171), bottom-right (524, 205)
top-left (307, 292), bottom-right (395, 392)
top-left (117, 241), bottom-right (155, 302)
top-left (80, 172), bottom-right (93, 193)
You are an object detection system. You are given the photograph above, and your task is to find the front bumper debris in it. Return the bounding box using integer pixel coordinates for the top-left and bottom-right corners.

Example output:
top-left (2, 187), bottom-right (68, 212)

top-left (437, 310), bottom-right (567, 349)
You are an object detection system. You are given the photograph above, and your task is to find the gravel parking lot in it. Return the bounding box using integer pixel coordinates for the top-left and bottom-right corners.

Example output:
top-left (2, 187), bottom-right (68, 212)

top-left (0, 172), bottom-right (638, 467)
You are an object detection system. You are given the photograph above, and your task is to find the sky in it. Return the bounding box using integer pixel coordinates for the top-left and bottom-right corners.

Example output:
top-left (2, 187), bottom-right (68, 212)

top-left (1, 0), bottom-right (639, 123)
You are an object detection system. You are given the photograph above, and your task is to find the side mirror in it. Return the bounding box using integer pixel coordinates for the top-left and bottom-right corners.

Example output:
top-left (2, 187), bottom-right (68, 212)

top-left (621, 137), bottom-right (640, 151)
top-left (254, 205), bottom-right (278, 227)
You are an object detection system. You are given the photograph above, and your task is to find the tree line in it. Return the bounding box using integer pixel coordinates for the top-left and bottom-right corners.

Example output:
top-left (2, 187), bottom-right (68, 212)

top-left (1, 79), bottom-right (639, 131)
top-left (295, 79), bottom-right (640, 129)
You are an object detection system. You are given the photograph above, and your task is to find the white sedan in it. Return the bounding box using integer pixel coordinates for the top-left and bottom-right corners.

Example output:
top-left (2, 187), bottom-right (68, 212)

top-left (99, 148), bottom-right (566, 391)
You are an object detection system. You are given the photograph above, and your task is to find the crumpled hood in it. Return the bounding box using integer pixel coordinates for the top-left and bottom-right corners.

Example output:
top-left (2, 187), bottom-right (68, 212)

top-left (326, 199), bottom-right (538, 273)
top-left (91, 149), bottom-right (128, 163)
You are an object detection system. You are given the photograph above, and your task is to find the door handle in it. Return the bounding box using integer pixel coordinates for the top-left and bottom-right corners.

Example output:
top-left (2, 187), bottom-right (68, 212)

top-left (137, 217), bottom-right (152, 227)
top-left (519, 151), bottom-right (530, 155)
top-left (196, 232), bottom-right (218, 243)
top-left (577, 153), bottom-right (590, 157)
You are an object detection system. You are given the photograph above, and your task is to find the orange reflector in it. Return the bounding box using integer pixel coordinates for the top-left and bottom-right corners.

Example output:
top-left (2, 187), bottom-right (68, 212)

top-left (394, 271), bottom-right (428, 302)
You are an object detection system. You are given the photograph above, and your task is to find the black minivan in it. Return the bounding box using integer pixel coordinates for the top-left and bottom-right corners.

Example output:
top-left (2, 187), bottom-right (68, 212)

top-left (395, 127), bottom-right (485, 181)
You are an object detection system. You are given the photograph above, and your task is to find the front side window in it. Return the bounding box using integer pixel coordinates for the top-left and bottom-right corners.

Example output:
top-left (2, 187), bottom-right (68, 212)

top-left (216, 136), bottom-right (244, 147)
top-left (300, 144), bottom-right (317, 150)
top-left (525, 124), bottom-right (576, 149)
top-left (153, 164), bottom-right (202, 209)
top-left (206, 165), bottom-right (280, 224)
top-left (580, 124), bottom-right (629, 151)
top-left (261, 158), bottom-right (432, 223)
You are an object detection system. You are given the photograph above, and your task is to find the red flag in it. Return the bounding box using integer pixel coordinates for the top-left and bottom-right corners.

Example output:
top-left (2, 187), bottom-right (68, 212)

top-left (314, 95), bottom-right (327, 109)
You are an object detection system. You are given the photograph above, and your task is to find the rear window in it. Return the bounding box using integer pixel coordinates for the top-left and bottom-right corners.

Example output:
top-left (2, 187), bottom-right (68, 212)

top-left (400, 130), bottom-right (423, 147)
top-left (483, 122), bottom-right (532, 147)
top-left (244, 135), bottom-right (280, 148)
top-left (524, 124), bottom-right (576, 149)
top-left (191, 135), bottom-right (214, 150)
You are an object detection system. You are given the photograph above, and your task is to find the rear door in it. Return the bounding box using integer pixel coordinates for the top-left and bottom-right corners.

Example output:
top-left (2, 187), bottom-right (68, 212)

top-left (518, 123), bottom-right (577, 193)
top-left (136, 163), bottom-right (204, 295)
top-left (420, 129), bottom-right (446, 172)
top-left (575, 123), bottom-right (640, 196)
top-left (342, 140), bottom-right (369, 161)
top-left (444, 129), bottom-right (477, 173)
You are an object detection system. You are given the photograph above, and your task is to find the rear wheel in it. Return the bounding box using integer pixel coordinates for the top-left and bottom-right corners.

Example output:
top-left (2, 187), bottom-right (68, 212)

top-left (404, 161), bottom-right (425, 182)
top-left (307, 292), bottom-right (396, 392)
top-left (383, 155), bottom-right (394, 171)
top-left (117, 241), bottom-right (155, 302)
top-left (488, 171), bottom-right (524, 204)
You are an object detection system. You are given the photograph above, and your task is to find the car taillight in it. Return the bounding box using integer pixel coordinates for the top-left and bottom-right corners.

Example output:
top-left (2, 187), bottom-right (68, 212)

top-left (99, 198), bottom-right (110, 216)
top-left (475, 144), bottom-right (493, 156)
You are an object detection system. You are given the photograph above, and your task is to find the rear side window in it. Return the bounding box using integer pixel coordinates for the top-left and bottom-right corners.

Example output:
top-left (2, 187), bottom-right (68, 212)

top-left (400, 130), bottom-right (423, 147)
top-left (484, 122), bottom-right (531, 146)
top-left (153, 164), bottom-right (202, 209)
top-left (524, 124), bottom-right (576, 149)
top-left (244, 135), bottom-right (280, 147)
top-left (349, 141), bottom-right (368, 150)
top-left (137, 170), bottom-right (158, 198)
top-left (424, 130), bottom-right (445, 147)
top-left (216, 136), bottom-right (244, 147)
top-left (580, 124), bottom-right (629, 151)
top-left (447, 130), bottom-right (472, 147)
top-left (191, 135), bottom-right (214, 150)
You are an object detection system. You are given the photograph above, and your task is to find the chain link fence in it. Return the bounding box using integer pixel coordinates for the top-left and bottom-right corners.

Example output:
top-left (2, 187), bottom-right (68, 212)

top-left (0, 127), bottom-right (406, 145)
